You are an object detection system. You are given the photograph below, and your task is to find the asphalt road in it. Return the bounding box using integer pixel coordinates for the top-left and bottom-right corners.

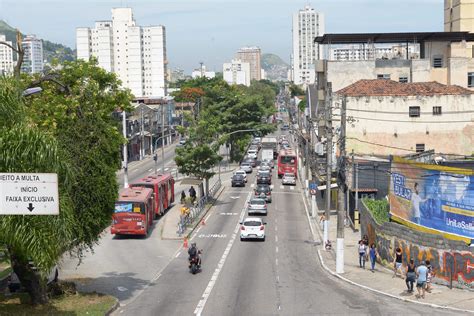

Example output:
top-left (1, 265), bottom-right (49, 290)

top-left (114, 136), bottom-right (458, 315)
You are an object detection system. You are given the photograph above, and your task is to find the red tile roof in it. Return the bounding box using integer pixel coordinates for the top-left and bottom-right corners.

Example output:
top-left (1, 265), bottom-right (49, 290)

top-left (337, 79), bottom-right (474, 97)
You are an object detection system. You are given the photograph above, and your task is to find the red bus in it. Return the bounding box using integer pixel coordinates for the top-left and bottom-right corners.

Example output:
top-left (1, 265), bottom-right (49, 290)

top-left (277, 149), bottom-right (297, 178)
top-left (131, 173), bottom-right (175, 218)
top-left (111, 186), bottom-right (155, 236)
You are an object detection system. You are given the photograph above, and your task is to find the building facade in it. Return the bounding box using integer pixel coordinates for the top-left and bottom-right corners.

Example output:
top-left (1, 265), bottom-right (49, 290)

top-left (21, 35), bottom-right (44, 74)
top-left (76, 8), bottom-right (167, 98)
top-left (236, 46), bottom-right (261, 81)
top-left (223, 59), bottom-right (251, 86)
top-left (337, 79), bottom-right (474, 156)
top-left (191, 65), bottom-right (216, 79)
top-left (0, 34), bottom-right (14, 75)
top-left (444, 0), bottom-right (474, 32)
top-left (292, 5), bottom-right (324, 85)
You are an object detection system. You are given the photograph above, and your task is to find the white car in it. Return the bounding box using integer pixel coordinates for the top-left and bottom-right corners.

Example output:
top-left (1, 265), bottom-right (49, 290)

top-left (240, 163), bottom-right (253, 173)
top-left (234, 170), bottom-right (248, 182)
top-left (240, 217), bottom-right (266, 241)
top-left (247, 149), bottom-right (258, 159)
top-left (282, 173), bottom-right (296, 185)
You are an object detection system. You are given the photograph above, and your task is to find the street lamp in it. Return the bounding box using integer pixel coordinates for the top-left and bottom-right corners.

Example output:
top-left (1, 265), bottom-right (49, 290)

top-left (22, 87), bottom-right (43, 97)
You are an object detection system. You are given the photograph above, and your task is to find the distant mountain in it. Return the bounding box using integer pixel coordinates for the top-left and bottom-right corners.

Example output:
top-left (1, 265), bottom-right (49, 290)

top-left (261, 53), bottom-right (289, 81)
top-left (0, 20), bottom-right (75, 64)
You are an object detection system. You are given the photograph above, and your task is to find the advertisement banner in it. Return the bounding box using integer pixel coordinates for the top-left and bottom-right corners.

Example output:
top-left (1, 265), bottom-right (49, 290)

top-left (389, 157), bottom-right (474, 240)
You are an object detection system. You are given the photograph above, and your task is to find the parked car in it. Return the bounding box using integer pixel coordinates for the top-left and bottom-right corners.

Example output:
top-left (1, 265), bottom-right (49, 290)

top-left (282, 173), bottom-right (296, 185)
top-left (240, 162), bottom-right (252, 173)
top-left (254, 184), bottom-right (272, 202)
top-left (240, 217), bottom-right (266, 241)
top-left (234, 170), bottom-right (248, 182)
top-left (256, 170), bottom-right (272, 185)
top-left (231, 174), bottom-right (246, 187)
top-left (247, 198), bottom-right (267, 215)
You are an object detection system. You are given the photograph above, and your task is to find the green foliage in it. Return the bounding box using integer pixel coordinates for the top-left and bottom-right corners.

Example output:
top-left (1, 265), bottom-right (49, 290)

top-left (175, 144), bottom-right (222, 180)
top-left (363, 198), bottom-right (390, 224)
top-left (298, 96), bottom-right (307, 112)
top-left (289, 84), bottom-right (305, 97)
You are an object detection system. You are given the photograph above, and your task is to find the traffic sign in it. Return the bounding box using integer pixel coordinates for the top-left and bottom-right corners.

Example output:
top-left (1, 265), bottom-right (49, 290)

top-left (310, 189), bottom-right (317, 195)
top-left (309, 182), bottom-right (317, 190)
top-left (0, 173), bottom-right (59, 215)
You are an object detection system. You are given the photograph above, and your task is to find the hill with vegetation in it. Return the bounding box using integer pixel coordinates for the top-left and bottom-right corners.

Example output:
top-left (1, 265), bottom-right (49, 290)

top-left (0, 20), bottom-right (75, 64)
top-left (261, 53), bottom-right (289, 81)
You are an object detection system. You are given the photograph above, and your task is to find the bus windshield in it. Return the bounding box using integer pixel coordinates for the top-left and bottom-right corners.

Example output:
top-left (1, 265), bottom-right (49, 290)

top-left (114, 202), bottom-right (145, 214)
top-left (280, 156), bottom-right (296, 164)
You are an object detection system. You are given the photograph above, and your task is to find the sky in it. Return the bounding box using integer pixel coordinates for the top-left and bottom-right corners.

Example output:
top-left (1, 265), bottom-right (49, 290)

top-left (0, 0), bottom-right (444, 73)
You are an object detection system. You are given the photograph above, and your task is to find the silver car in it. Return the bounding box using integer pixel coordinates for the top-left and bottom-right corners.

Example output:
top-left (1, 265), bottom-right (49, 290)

top-left (240, 162), bottom-right (252, 173)
top-left (282, 173), bottom-right (296, 185)
top-left (248, 198), bottom-right (267, 215)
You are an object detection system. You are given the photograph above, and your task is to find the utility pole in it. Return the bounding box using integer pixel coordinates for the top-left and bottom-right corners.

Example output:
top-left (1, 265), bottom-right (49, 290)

top-left (324, 82), bottom-right (333, 249)
top-left (140, 106), bottom-right (144, 160)
top-left (336, 96), bottom-right (347, 273)
top-left (161, 103), bottom-right (165, 173)
top-left (122, 111), bottom-right (129, 188)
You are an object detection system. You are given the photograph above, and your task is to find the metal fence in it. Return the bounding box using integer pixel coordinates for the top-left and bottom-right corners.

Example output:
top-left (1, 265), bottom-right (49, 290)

top-left (177, 178), bottom-right (222, 236)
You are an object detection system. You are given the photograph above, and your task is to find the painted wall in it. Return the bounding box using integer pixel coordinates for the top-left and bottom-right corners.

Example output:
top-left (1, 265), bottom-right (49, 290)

top-left (360, 202), bottom-right (473, 290)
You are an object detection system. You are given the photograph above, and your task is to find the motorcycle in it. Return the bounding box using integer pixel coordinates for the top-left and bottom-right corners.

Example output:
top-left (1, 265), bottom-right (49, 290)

top-left (188, 250), bottom-right (202, 274)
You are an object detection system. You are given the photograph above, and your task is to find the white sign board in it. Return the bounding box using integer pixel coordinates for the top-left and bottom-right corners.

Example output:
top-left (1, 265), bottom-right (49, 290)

top-left (0, 173), bottom-right (59, 215)
top-left (317, 183), bottom-right (338, 191)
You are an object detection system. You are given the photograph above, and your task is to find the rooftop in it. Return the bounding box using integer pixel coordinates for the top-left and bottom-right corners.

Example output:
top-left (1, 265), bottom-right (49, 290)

top-left (336, 80), bottom-right (474, 97)
top-left (315, 31), bottom-right (474, 44)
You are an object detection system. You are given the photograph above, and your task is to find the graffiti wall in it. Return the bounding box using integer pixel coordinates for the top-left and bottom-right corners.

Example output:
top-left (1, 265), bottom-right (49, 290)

top-left (362, 202), bottom-right (473, 290)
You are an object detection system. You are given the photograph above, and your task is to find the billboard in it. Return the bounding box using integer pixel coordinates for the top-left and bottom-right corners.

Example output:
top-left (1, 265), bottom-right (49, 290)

top-left (389, 157), bottom-right (474, 240)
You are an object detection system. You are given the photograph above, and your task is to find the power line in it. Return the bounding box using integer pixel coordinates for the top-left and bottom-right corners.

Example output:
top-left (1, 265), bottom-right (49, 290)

top-left (346, 137), bottom-right (416, 152)
top-left (335, 114), bottom-right (473, 123)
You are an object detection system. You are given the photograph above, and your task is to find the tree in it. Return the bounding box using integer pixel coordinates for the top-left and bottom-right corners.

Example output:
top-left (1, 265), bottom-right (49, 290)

top-left (0, 59), bottom-right (133, 305)
top-left (289, 83), bottom-right (305, 97)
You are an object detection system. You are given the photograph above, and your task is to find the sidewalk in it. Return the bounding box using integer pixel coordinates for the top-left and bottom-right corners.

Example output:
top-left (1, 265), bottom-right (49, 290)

top-left (306, 199), bottom-right (474, 313)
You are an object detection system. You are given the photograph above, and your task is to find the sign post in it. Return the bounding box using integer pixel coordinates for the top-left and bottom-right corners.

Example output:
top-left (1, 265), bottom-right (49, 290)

top-left (0, 173), bottom-right (59, 215)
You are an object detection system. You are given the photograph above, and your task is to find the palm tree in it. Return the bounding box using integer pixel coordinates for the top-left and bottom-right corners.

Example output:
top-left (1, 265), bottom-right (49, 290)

top-left (0, 77), bottom-right (76, 305)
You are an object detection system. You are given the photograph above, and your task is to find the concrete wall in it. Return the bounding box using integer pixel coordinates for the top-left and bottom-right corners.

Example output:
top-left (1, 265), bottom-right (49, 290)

top-left (345, 94), bottom-right (474, 155)
top-left (360, 201), bottom-right (474, 290)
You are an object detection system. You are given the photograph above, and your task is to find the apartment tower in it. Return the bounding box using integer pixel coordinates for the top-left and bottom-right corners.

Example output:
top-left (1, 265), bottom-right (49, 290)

top-left (236, 46), bottom-right (261, 81)
top-left (76, 8), bottom-right (167, 97)
top-left (444, 0), bottom-right (474, 32)
top-left (0, 34), bottom-right (14, 75)
top-left (292, 5), bottom-right (324, 85)
top-left (21, 35), bottom-right (44, 74)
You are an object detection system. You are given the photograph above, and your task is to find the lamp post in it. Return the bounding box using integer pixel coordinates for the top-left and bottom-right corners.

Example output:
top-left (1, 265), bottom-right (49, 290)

top-left (122, 111), bottom-right (129, 188)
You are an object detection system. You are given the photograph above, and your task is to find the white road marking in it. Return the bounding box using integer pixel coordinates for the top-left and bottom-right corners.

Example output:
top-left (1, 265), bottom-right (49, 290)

top-left (165, 168), bottom-right (169, 171)
top-left (151, 273), bottom-right (162, 282)
top-left (275, 258), bottom-right (279, 266)
top-left (148, 168), bottom-right (153, 172)
top-left (220, 212), bottom-right (238, 216)
top-left (175, 251), bottom-right (181, 258)
top-left (194, 191), bottom-right (251, 316)
top-left (230, 196), bottom-right (240, 199)
top-left (198, 234), bottom-right (227, 238)
top-left (250, 183), bottom-right (255, 188)
top-left (270, 185), bottom-right (274, 189)
top-left (117, 286), bottom-right (128, 292)
top-left (276, 246), bottom-right (279, 253)
top-left (280, 185), bottom-right (284, 189)
top-left (290, 186), bottom-right (295, 191)
top-left (275, 226), bottom-right (278, 232)
top-left (275, 236), bottom-right (278, 242)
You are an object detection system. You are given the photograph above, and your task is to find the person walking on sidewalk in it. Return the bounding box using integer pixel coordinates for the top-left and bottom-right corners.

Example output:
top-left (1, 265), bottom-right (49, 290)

top-left (369, 243), bottom-right (379, 272)
top-left (358, 240), bottom-right (368, 269)
top-left (181, 191), bottom-right (186, 204)
top-left (425, 260), bottom-right (434, 293)
top-left (405, 259), bottom-right (416, 293)
top-left (393, 247), bottom-right (404, 278)
top-left (416, 261), bottom-right (428, 299)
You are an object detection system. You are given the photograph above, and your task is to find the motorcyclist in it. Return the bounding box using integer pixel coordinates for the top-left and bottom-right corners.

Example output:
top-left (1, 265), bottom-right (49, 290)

top-left (188, 242), bottom-right (201, 267)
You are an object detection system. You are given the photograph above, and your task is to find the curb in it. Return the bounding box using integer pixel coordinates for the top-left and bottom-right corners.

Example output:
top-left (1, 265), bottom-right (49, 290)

top-left (105, 297), bottom-right (120, 316)
top-left (316, 249), bottom-right (474, 314)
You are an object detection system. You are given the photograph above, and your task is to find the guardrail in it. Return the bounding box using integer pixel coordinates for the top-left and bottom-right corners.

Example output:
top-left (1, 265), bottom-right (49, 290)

top-left (177, 178), bottom-right (222, 236)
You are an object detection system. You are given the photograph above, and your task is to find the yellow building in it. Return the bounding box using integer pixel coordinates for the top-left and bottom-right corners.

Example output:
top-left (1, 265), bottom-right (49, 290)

top-left (444, 0), bottom-right (474, 33)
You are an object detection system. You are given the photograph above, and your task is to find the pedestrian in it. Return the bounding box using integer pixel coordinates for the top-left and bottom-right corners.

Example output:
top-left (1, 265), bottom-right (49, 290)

top-left (319, 214), bottom-right (326, 230)
top-left (362, 234), bottom-right (369, 246)
top-left (393, 247), bottom-right (404, 278)
top-left (189, 186), bottom-right (196, 203)
top-left (416, 260), bottom-right (428, 299)
top-left (405, 259), bottom-right (416, 293)
top-left (358, 240), bottom-right (368, 269)
top-left (425, 260), bottom-right (434, 293)
top-left (369, 243), bottom-right (379, 272)
top-left (181, 191), bottom-right (186, 204)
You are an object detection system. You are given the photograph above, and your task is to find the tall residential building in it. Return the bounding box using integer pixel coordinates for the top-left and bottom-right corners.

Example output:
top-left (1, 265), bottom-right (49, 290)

top-left (236, 46), bottom-right (261, 81)
top-left (76, 8), bottom-right (167, 97)
top-left (444, 0), bottom-right (474, 32)
top-left (0, 34), bottom-right (14, 75)
top-left (292, 5), bottom-right (324, 85)
top-left (21, 35), bottom-right (44, 74)
top-left (223, 59), bottom-right (251, 86)
top-left (191, 64), bottom-right (216, 79)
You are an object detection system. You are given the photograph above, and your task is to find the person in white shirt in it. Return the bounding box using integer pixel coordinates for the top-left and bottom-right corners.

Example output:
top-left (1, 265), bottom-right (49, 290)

top-left (411, 183), bottom-right (426, 225)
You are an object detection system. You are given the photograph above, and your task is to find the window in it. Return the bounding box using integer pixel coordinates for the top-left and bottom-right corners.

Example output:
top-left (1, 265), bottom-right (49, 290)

top-left (377, 74), bottom-right (390, 80)
top-left (433, 56), bottom-right (443, 68)
top-left (432, 106), bottom-right (442, 115)
top-left (399, 76), bottom-right (408, 83)
top-left (416, 144), bottom-right (425, 153)
top-left (409, 106), bottom-right (420, 117)
top-left (468, 72), bottom-right (474, 88)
